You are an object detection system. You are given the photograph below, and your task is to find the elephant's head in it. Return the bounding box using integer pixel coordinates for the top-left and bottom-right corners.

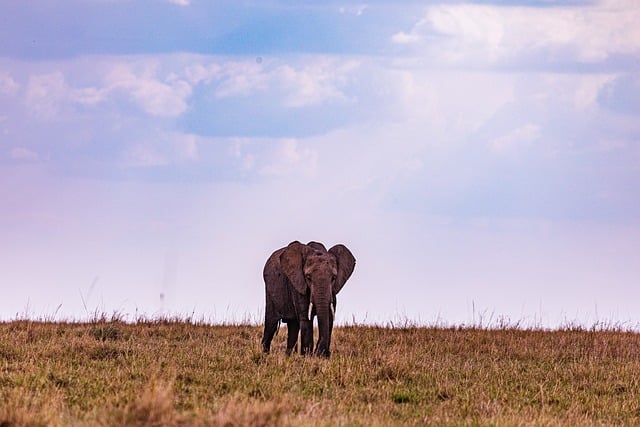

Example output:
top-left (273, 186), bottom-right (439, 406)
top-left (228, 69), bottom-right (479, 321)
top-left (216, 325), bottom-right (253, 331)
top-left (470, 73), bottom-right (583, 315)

top-left (280, 241), bottom-right (355, 356)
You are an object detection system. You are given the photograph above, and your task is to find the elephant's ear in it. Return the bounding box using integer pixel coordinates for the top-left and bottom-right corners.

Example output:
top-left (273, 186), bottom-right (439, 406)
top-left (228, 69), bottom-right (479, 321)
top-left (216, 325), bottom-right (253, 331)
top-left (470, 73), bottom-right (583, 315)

top-left (329, 244), bottom-right (356, 295)
top-left (280, 241), bottom-right (309, 295)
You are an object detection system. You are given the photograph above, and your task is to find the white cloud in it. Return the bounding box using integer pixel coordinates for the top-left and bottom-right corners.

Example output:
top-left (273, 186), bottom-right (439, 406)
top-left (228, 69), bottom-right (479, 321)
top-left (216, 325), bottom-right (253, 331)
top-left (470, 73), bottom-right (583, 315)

top-left (490, 124), bottom-right (541, 153)
top-left (399, 0), bottom-right (640, 65)
top-left (106, 64), bottom-right (192, 117)
top-left (229, 138), bottom-right (257, 171)
top-left (260, 138), bottom-right (318, 177)
top-left (16, 56), bottom-right (358, 125)
top-left (23, 70), bottom-right (113, 120)
top-left (389, 69), bottom-right (515, 132)
top-left (23, 65), bottom-right (193, 119)
top-left (0, 72), bottom-right (20, 96)
top-left (339, 4), bottom-right (367, 16)
top-left (184, 63), bottom-right (222, 85)
top-left (167, 0), bottom-right (190, 5)
top-left (277, 62), bottom-right (353, 108)
top-left (214, 58), bottom-right (358, 108)
top-left (598, 73), bottom-right (640, 115)
top-left (73, 86), bottom-right (109, 106)
top-left (391, 31), bottom-right (421, 45)
top-left (25, 72), bottom-right (69, 119)
top-left (538, 73), bottom-right (617, 111)
top-left (215, 61), bottom-right (269, 98)
top-left (120, 131), bottom-right (205, 167)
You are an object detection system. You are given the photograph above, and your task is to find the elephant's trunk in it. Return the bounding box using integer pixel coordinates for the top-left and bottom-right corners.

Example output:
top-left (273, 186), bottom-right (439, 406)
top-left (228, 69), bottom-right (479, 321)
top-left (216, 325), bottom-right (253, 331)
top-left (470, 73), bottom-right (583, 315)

top-left (314, 299), bottom-right (333, 358)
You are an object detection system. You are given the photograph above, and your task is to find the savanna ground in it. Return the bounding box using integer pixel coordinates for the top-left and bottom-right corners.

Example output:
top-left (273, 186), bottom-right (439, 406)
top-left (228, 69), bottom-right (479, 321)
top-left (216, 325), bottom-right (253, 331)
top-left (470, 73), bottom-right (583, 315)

top-left (1, 317), bottom-right (639, 426)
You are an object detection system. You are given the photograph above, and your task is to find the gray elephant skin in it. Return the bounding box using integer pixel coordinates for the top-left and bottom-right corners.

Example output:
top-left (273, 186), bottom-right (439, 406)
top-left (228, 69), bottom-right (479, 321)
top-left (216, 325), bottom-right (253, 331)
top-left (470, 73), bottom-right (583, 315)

top-left (261, 241), bottom-right (356, 358)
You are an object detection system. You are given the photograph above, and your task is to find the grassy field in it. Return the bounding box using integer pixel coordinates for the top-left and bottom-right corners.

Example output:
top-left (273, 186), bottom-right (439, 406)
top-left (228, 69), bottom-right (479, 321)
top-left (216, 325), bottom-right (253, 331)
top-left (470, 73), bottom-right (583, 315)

top-left (1, 318), bottom-right (639, 426)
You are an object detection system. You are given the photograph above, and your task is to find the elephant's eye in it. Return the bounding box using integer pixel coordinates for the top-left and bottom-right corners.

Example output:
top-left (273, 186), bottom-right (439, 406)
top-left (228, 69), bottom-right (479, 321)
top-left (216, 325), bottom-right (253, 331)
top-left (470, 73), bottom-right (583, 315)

top-left (305, 274), bottom-right (312, 282)
top-left (331, 275), bottom-right (337, 283)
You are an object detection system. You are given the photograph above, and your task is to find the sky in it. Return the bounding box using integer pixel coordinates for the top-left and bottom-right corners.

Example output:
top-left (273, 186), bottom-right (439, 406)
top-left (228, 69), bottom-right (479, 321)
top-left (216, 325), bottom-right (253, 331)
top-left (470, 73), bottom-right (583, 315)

top-left (1, 0), bottom-right (639, 328)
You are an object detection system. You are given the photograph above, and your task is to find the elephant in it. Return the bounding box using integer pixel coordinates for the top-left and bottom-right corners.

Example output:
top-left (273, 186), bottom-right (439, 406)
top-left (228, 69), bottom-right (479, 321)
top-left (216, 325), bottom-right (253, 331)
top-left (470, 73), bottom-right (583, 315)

top-left (261, 241), bottom-right (356, 358)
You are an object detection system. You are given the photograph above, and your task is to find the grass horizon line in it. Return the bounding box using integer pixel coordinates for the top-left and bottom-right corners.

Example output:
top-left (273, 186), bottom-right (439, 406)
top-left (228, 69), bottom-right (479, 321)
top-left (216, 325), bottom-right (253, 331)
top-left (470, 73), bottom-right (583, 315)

top-left (3, 308), bottom-right (640, 333)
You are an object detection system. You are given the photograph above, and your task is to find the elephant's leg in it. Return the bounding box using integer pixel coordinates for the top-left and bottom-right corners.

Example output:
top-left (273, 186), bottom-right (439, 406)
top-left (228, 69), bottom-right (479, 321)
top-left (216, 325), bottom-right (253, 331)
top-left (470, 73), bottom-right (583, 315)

top-left (261, 320), bottom-right (278, 353)
top-left (315, 309), bottom-right (334, 358)
top-left (299, 319), bottom-right (314, 355)
top-left (261, 302), bottom-right (279, 353)
top-left (285, 320), bottom-right (299, 356)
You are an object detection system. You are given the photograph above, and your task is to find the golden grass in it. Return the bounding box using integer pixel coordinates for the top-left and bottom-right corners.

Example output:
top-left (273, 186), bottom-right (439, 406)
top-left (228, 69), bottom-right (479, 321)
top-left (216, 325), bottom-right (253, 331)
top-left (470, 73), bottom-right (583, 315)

top-left (1, 319), bottom-right (639, 426)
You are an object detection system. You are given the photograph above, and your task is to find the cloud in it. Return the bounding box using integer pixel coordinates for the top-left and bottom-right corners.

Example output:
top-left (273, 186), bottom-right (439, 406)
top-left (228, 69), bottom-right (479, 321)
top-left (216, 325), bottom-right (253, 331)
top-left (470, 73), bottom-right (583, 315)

top-left (213, 57), bottom-right (358, 108)
top-left (184, 63), bottom-right (222, 86)
top-left (277, 62), bottom-right (355, 108)
top-left (167, 0), bottom-right (190, 5)
top-left (490, 124), bottom-right (541, 153)
top-left (388, 69), bottom-right (515, 133)
top-left (120, 131), bottom-right (204, 168)
top-left (21, 62), bottom-right (193, 120)
top-left (0, 72), bottom-right (20, 96)
top-left (598, 73), bottom-right (640, 115)
top-left (396, 0), bottom-right (640, 66)
top-left (339, 4), bottom-right (367, 16)
top-left (2, 54), bottom-right (370, 184)
top-left (516, 73), bottom-right (616, 114)
top-left (106, 64), bottom-right (192, 117)
top-left (4, 52), bottom-right (639, 223)
top-left (214, 61), bottom-right (270, 98)
top-left (259, 138), bottom-right (318, 177)
top-left (25, 72), bottom-right (69, 119)
top-left (391, 31), bottom-right (421, 45)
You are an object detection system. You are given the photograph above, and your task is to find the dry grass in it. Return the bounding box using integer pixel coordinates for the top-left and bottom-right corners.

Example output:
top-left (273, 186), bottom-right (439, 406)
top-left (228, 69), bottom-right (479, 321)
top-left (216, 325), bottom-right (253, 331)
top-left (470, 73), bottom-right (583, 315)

top-left (1, 318), bottom-right (639, 426)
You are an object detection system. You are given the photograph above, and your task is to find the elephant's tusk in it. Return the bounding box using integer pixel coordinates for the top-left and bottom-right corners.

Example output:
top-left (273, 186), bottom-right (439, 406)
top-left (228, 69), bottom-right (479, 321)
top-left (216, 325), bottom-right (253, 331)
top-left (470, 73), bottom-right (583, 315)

top-left (330, 303), bottom-right (335, 319)
top-left (308, 303), bottom-right (313, 320)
